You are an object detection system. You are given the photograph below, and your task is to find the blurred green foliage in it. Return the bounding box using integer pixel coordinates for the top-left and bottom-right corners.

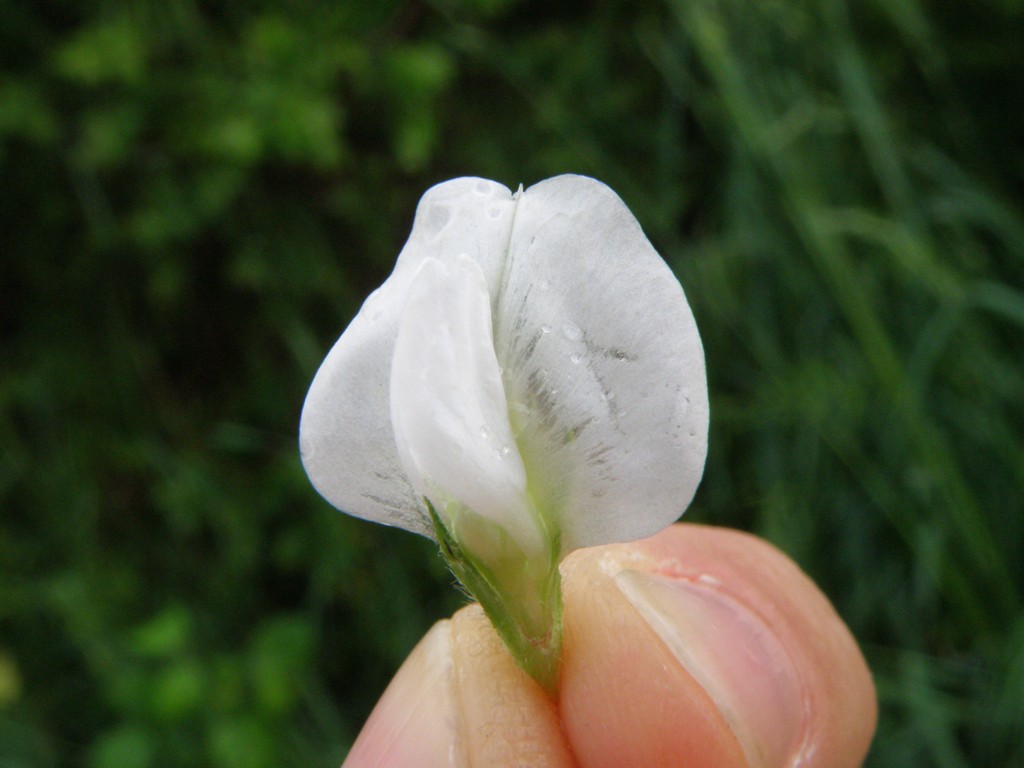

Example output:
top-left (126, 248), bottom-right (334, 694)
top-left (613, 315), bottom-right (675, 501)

top-left (1, 0), bottom-right (1021, 765)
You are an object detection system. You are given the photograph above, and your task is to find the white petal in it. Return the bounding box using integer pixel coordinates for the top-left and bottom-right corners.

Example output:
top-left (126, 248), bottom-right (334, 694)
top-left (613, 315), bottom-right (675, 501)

top-left (299, 178), bottom-right (516, 536)
top-left (390, 255), bottom-right (541, 555)
top-left (494, 175), bottom-right (708, 551)
top-left (301, 174), bottom-right (708, 553)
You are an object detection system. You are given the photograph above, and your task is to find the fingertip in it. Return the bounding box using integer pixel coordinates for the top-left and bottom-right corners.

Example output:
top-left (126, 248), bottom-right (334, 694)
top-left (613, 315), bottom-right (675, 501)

top-left (558, 544), bottom-right (749, 768)
top-left (634, 525), bottom-right (877, 768)
top-left (450, 604), bottom-right (575, 768)
top-left (558, 524), bottom-right (876, 768)
top-left (342, 620), bottom-right (456, 768)
top-left (345, 524), bottom-right (876, 768)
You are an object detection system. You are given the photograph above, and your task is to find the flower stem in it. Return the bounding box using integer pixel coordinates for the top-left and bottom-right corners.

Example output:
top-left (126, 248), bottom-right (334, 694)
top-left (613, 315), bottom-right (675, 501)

top-left (427, 501), bottom-right (563, 695)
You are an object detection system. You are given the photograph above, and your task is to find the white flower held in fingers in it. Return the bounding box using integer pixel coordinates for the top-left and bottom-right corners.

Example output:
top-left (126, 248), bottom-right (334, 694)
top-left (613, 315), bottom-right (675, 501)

top-left (300, 175), bottom-right (708, 693)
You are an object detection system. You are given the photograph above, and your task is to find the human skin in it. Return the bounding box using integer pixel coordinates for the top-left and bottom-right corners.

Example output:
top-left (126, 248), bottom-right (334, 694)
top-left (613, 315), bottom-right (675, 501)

top-left (342, 524), bottom-right (877, 768)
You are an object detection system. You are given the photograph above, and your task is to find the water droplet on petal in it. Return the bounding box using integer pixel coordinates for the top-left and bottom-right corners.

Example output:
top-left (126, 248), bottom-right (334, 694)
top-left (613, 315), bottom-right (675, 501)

top-left (570, 352), bottom-right (583, 364)
top-left (428, 204), bottom-right (451, 232)
top-left (538, 279), bottom-right (550, 291)
top-left (499, 445), bottom-right (511, 458)
top-left (540, 324), bottom-right (551, 335)
top-left (562, 322), bottom-right (582, 341)
top-left (361, 290), bottom-right (385, 321)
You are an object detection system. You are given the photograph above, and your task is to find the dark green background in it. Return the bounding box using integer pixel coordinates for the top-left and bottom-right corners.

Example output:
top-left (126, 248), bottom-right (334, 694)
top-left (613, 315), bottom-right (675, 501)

top-left (2, 0), bottom-right (1022, 765)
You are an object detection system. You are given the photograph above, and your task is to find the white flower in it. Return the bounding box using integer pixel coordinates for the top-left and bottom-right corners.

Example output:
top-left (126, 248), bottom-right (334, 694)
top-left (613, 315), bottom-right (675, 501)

top-left (299, 175), bottom-right (708, 690)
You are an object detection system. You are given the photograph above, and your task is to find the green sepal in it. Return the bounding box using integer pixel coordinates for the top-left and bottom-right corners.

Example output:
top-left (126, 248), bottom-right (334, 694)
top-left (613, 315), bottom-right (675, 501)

top-left (427, 500), bottom-right (563, 696)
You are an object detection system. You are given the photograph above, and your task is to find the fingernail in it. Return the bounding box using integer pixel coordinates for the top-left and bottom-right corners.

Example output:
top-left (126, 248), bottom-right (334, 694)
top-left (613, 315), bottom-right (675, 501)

top-left (616, 569), bottom-right (804, 768)
top-left (342, 620), bottom-right (458, 768)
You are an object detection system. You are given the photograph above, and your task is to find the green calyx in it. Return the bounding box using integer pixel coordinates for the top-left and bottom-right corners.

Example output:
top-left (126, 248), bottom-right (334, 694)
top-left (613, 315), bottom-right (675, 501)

top-left (427, 500), bottom-right (563, 696)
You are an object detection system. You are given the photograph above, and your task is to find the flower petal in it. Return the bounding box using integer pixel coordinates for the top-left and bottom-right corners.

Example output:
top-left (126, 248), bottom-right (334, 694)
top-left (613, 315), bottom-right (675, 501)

top-left (300, 174), bottom-right (707, 554)
top-left (390, 255), bottom-right (540, 555)
top-left (494, 175), bottom-right (708, 551)
top-left (299, 178), bottom-right (517, 535)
